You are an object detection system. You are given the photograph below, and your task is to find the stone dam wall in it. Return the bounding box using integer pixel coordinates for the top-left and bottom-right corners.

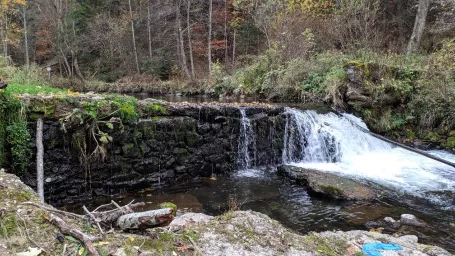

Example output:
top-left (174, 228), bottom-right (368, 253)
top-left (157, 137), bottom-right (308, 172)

top-left (19, 98), bottom-right (288, 205)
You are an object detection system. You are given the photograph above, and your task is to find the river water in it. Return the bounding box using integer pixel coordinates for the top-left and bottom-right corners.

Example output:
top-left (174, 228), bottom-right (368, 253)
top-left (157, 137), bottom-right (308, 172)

top-left (66, 97), bottom-right (455, 252)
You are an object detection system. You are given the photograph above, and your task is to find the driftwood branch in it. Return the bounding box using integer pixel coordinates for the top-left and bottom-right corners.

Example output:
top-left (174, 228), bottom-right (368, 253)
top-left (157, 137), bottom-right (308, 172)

top-left (22, 202), bottom-right (86, 220)
top-left (49, 213), bottom-right (101, 256)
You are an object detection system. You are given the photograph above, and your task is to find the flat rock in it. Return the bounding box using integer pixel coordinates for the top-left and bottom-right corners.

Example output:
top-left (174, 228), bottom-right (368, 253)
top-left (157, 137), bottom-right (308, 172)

top-left (278, 165), bottom-right (376, 201)
top-left (168, 212), bottom-right (213, 231)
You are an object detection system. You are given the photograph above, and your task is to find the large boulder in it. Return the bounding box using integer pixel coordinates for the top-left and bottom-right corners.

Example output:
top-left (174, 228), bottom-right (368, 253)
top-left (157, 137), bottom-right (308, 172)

top-left (278, 165), bottom-right (376, 201)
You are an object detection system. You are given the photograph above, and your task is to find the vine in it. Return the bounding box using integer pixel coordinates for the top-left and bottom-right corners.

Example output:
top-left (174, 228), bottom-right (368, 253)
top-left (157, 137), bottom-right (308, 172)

top-left (0, 92), bottom-right (31, 175)
top-left (59, 96), bottom-right (139, 184)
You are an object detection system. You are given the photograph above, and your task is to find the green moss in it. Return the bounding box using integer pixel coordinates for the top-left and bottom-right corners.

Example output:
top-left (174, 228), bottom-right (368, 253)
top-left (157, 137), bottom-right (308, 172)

top-left (159, 233), bottom-right (173, 241)
top-left (134, 131), bottom-right (143, 138)
top-left (0, 213), bottom-right (18, 238)
top-left (424, 132), bottom-right (441, 142)
top-left (446, 137), bottom-right (455, 148)
top-left (145, 104), bottom-right (168, 115)
top-left (346, 60), bottom-right (371, 78)
top-left (302, 233), bottom-right (349, 256)
top-left (321, 185), bottom-right (343, 197)
top-left (406, 130), bottom-right (416, 140)
top-left (159, 202), bottom-right (177, 216)
top-left (28, 101), bottom-right (55, 118)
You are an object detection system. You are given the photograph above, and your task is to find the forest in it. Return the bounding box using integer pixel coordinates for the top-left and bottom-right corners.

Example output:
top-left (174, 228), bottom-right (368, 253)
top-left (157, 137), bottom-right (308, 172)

top-left (0, 0), bottom-right (453, 83)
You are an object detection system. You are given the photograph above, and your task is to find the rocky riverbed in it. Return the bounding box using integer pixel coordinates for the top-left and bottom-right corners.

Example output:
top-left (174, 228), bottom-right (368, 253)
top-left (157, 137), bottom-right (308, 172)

top-left (0, 169), bottom-right (452, 255)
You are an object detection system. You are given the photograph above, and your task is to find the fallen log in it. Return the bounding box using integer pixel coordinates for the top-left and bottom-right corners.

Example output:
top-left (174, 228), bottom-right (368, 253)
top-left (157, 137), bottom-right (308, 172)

top-left (48, 213), bottom-right (101, 256)
top-left (116, 208), bottom-right (174, 230)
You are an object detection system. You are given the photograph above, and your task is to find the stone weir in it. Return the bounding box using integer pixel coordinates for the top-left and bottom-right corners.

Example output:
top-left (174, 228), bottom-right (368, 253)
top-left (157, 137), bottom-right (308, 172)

top-left (18, 95), bottom-right (287, 205)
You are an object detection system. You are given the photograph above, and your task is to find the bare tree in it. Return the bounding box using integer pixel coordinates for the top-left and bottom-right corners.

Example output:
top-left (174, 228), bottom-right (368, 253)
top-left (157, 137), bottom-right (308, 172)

top-left (147, 0), bottom-right (153, 61)
top-left (4, 15), bottom-right (8, 58)
top-left (23, 3), bottom-right (30, 70)
top-left (406, 0), bottom-right (430, 55)
top-left (128, 0), bottom-right (140, 73)
top-left (187, 0), bottom-right (195, 77)
top-left (177, 0), bottom-right (190, 78)
top-left (208, 0), bottom-right (212, 76)
top-left (224, 0), bottom-right (228, 64)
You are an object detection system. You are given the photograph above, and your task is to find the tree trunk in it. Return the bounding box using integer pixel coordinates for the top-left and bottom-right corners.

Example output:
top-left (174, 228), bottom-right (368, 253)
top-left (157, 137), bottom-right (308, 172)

top-left (36, 118), bottom-right (44, 203)
top-left (147, 0), bottom-right (153, 61)
top-left (208, 0), bottom-right (213, 76)
top-left (23, 4), bottom-right (30, 71)
top-left (406, 0), bottom-right (430, 55)
top-left (73, 53), bottom-right (85, 82)
top-left (129, 0), bottom-right (140, 73)
top-left (232, 29), bottom-right (236, 71)
top-left (187, 0), bottom-right (195, 77)
top-left (0, 19), bottom-right (3, 58)
top-left (224, 0), bottom-right (228, 64)
top-left (4, 15), bottom-right (8, 58)
top-left (116, 208), bottom-right (174, 229)
top-left (177, 0), bottom-right (191, 78)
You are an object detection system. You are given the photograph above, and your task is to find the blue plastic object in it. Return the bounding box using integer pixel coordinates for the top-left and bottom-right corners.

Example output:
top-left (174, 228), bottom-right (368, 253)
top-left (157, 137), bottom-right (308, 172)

top-left (362, 242), bottom-right (403, 256)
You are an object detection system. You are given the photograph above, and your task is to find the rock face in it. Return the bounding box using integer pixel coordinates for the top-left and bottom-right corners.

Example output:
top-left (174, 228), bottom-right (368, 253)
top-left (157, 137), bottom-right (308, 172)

top-left (278, 165), bottom-right (376, 201)
top-left (190, 211), bottom-right (451, 256)
top-left (23, 102), bottom-right (287, 205)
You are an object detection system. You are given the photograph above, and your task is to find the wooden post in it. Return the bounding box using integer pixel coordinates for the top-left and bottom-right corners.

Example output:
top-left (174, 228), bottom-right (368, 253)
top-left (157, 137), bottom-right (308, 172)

top-left (36, 118), bottom-right (44, 203)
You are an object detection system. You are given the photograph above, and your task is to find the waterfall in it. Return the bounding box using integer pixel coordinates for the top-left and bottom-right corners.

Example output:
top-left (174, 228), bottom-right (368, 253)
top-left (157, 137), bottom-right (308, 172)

top-left (283, 107), bottom-right (455, 208)
top-left (237, 108), bottom-right (257, 170)
top-left (282, 107), bottom-right (389, 164)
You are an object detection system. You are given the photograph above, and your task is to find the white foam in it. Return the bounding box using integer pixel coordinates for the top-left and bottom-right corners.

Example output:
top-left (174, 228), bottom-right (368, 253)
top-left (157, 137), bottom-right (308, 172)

top-left (283, 108), bottom-right (455, 205)
top-left (233, 168), bottom-right (264, 178)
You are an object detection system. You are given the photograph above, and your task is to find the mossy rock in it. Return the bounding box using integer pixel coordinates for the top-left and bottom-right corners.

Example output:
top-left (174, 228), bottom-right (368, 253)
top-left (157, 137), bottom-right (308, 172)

top-left (277, 165), bottom-right (376, 201)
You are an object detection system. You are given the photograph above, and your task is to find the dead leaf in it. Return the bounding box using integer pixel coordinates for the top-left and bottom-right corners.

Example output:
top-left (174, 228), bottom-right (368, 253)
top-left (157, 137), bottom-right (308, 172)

top-left (16, 247), bottom-right (43, 256)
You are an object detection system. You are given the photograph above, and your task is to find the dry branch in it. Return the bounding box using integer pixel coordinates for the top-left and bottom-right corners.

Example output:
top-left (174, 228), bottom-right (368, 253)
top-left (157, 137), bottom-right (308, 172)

top-left (83, 205), bottom-right (104, 236)
top-left (48, 213), bottom-right (101, 256)
top-left (91, 202), bottom-right (145, 224)
top-left (22, 202), bottom-right (86, 220)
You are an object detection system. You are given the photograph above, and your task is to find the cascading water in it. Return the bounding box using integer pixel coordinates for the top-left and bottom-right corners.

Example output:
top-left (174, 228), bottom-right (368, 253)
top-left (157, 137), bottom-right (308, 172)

top-left (283, 107), bottom-right (455, 208)
top-left (237, 108), bottom-right (257, 171)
